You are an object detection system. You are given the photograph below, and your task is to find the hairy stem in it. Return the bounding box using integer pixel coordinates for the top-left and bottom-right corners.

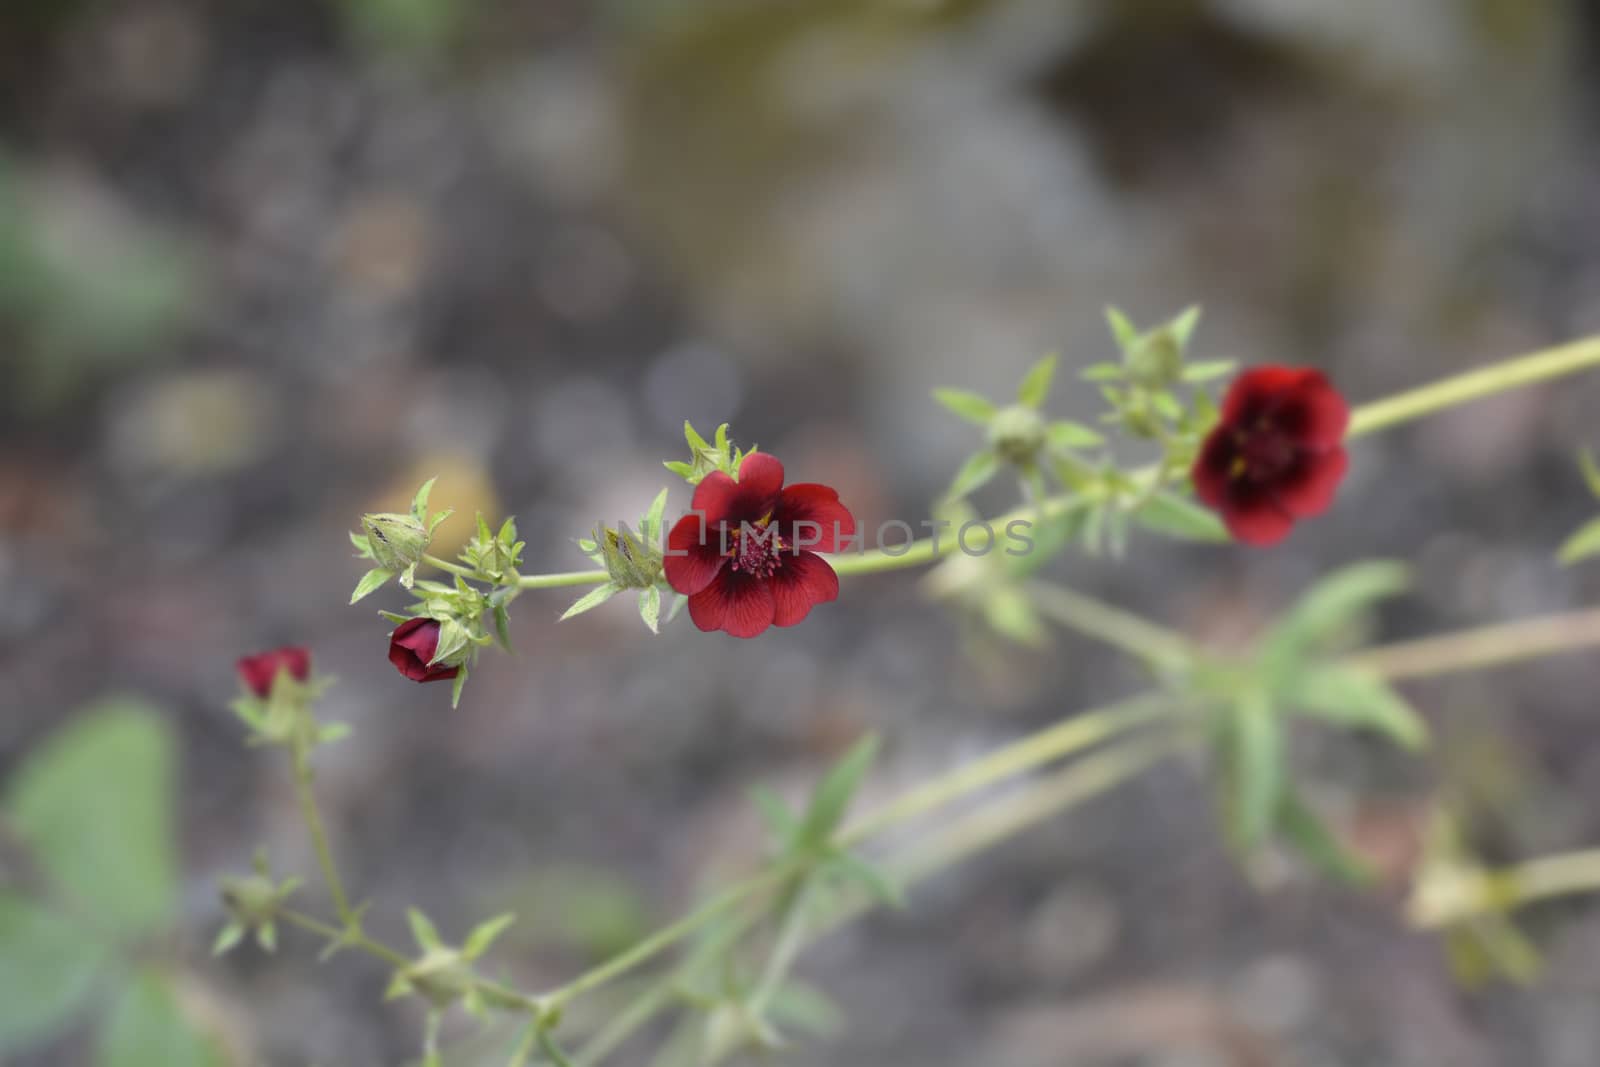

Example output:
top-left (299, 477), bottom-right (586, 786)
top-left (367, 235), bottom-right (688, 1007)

top-left (290, 745), bottom-right (354, 927)
top-left (1345, 607), bottom-right (1600, 680)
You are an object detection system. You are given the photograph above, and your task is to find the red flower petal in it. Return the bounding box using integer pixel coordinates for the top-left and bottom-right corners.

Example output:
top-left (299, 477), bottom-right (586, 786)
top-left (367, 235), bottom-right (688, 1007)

top-left (236, 646), bottom-right (311, 698)
top-left (1221, 366), bottom-right (1312, 424)
top-left (773, 483), bottom-right (855, 554)
top-left (688, 452), bottom-right (786, 527)
top-left (687, 568), bottom-right (775, 638)
top-left (770, 552), bottom-right (839, 627)
top-left (389, 619), bottom-right (460, 683)
top-left (1275, 446), bottom-right (1348, 518)
top-left (664, 512), bottom-right (729, 596)
top-left (1221, 493), bottom-right (1296, 546)
top-left (1191, 428), bottom-right (1239, 508)
top-left (1276, 372), bottom-right (1349, 448)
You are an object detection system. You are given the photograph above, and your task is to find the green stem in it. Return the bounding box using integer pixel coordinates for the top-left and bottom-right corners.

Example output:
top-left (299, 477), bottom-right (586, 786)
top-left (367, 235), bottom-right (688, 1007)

top-left (278, 908), bottom-right (411, 969)
top-left (1345, 607), bottom-right (1600, 681)
top-left (290, 744), bottom-right (354, 927)
top-left (422, 554), bottom-right (481, 580)
top-left (1346, 334), bottom-right (1600, 439)
top-left (1503, 848), bottom-right (1600, 908)
top-left (538, 863), bottom-right (800, 1011)
top-left (538, 1030), bottom-right (579, 1067)
top-left (1026, 581), bottom-right (1192, 669)
top-left (839, 693), bottom-right (1174, 846)
top-left (517, 569), bottom-right (611, 590)
top-left (746, 878), bottom-right (814, 1017)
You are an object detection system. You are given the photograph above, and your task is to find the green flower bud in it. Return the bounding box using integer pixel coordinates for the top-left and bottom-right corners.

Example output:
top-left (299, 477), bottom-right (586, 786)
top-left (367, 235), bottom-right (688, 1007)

top-left (987, 404), bottom-right (1047, 466)
top-left (594, 522), bottom-right (664, 589)
top-left (395, 948), bottom-right (476, 1009)
top-left (362, 511), bottom-right (432, 583)
top-left (220, 873), bottom-right (281, 927)
top-left (1126, 329), bottom-right (1183, 389)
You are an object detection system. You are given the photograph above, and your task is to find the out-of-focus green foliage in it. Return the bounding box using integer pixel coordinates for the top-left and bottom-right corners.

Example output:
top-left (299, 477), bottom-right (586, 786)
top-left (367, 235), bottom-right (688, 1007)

top-left (0, 158), bottom-right (193, 415)
top-left (0, 701), bottom-right (225, 1062)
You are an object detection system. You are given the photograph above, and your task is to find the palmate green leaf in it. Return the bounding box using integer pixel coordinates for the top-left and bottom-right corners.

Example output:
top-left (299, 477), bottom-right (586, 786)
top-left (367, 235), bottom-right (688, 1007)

top-left (1016, 354), bottom-right (1058, 408)
top-left (1284, 665), bottom-right (1428, 751)
top-left (798, 735), bottom-right (880, 849)
top-left (945, 449), bottom-right (1001, 501)
top-left (5, 699), bottom-right (177, 939)
top-left (1557, 516), bottom-right (1600, 565)
top-left (1279, 791), bottom-right (1373, 886)
top-left (96, 970), bottom-right (224, 1067)
top-left (931, 388), bottom-right (996, 425)
top-left (1226, 693), bottom-right (1282, 850)
top-left (1130, 490), bottom-right (1228, 543)
top-left (0, 893), bottom-right (111, 1052)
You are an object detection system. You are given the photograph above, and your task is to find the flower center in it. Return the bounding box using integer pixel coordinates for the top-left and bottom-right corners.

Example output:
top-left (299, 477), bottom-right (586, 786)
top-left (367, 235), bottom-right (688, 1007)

top-left (1231, 421), bottom-right (1297, 482)
top-left (728, 521), bottom-right (786, 579)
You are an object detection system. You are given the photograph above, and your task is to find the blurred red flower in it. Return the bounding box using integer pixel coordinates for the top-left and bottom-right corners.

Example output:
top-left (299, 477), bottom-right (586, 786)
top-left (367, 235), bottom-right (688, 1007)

top-left (388, 618), bottom-right (461, 683)
top-left (236, 646), bottom-right (311, 698)
top-left (1193, 366), bottom-right (1350, 546)
top-left (664, 452), bottom-right (855, 638)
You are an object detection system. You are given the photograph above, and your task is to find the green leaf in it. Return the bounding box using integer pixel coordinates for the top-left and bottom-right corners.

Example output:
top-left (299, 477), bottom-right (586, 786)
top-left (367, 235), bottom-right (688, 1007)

top-left (945, 449), bottom-right (1000, 501)
top-left (1285, 666), bottom-right (1428, 750)
top-left (1046, 420), bottom-right (1105, 450)
top-left (1080, 362), bottom-right (1123, 382)
top-left (663, 460), bottom-right (694, 478)
top-left (641, 487), bottom-right (670, 542)
top-left (351, 567), bottom-right (395, 604)
top-left (350, 531), bottom-right (375, 559)
top-left (411, 476), bottom-right (438, 518)
top-left (560, 583), bottom-right (621, 621)
top-left (765, 980), bottom-right (845, 1038)
top-left (1226, 693), bottom-right (1282, 849)
top-left (1180, 359), bottom-right (1237, 383)
top-left (0, 893), bottom-right (110, 1052)
top-left (751, 787), bottom-right (800, 842)
top-left (6, 700), bottom-right (177, 939)
top-left (639, 586), bottom-right (662, 634)
top-left (408, 908), bottom-right (443, 951)
top-left (1016, 354), bottom-right (1058, 408)
top-left (1579, 448), bottom-right (1600, 497)
top-left (798, 735), bottom-right (880, 850)
top-left (211, 921), bottom-right (245, 957)
top-left (96, 970), bottom-right (223, 1067)
top-left (462, 913), bottom-right (516, 961)
top-left (982, 585), bottom-right (1049, 646)
top-left (931, 388), bottom-right (996, 425)
top-left (826, 850), bottom-right (904, 908)
top-left (1002, 498), bottom-right (1090, 580)
top-left (1279, 791), bottom-right (1374, 886)
top-left (684, 420), bottom-right (710, 452)
top-left (1264, 561), bottom-right (1410, 662)
top-left (1558, 516), bottom-right (1600, 565)
top-left (493, 602), bottom-right (513, 651)
top-left (1104, 306), bottom-right (1139, 352)
top-left (1130, 490), bottom-right (1228, 542)
top-left (1167, 305), bottom-right (1202, 350)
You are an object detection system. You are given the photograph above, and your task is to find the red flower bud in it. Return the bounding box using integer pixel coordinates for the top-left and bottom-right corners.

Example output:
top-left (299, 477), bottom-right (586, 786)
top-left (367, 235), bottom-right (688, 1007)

top-left (236, 646), bottom-right (312, 698)
top-left (1192, 366), bottom-right (1350, 546)
top-left (388, 618), bottom-right (462, 683)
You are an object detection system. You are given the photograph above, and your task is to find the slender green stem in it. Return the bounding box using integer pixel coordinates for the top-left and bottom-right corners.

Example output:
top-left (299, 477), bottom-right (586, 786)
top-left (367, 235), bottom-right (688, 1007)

top-left (517, 569), bottom-right (611, 590)
top-left (1347, 335), bottom-right (1600, 439)
top-left (1503, 848), bottom-right (1600, 907)
top-left (1026, 581), bottom-right (1193, 669)
top-left (279, 908), bottom-right (411, 969)
top-left (538, 863), bottom-right (799, 1011)
top-left (1346, 607), bottom-right (1600, 681)
top-left (839, 693), bottom-right (1174, 846)
top-left (508, 1024), bottom-right (540, 1067)
top-left (290, 745), bottom-right (354, 927)
top-left (539, 1030), bottom-right (579, 1067)
top-left (746, 878), bottom-right (814, 1017)
top-left (422, 554), bottom-right (481, 580)
top-left (573, 983), bottom-right (676, 1067)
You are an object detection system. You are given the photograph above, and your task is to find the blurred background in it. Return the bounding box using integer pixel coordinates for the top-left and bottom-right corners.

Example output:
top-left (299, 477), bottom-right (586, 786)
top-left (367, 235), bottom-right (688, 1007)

top-left (5, 0), bottom-right (1600, 1064)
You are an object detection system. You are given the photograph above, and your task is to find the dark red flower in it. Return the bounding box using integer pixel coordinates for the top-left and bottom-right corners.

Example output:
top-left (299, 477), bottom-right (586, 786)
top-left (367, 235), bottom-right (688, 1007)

top-left (664, 452), bottom-right (855, 638)
top-left (1193, 366), bottom-right (1350, 546)
top-left (388, 618), bottom-right (461, 683)
top-left (236, 646), bottom-right (312, 698)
